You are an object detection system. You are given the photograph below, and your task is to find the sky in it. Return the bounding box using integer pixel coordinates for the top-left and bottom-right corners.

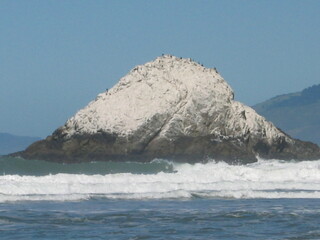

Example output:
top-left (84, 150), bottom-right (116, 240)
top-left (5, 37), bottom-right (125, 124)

top-left (1, 0), bottom-right (320, 138)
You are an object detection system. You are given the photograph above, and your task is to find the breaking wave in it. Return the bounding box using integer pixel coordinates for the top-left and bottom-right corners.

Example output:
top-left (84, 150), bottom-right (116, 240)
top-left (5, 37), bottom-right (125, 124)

top-left (1, 156), bottom-right (320, 202)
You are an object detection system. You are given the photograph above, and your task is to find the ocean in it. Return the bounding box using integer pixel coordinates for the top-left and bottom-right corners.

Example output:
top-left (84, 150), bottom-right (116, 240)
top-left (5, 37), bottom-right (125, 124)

top-left (1, 156), bottom-right (320, 239)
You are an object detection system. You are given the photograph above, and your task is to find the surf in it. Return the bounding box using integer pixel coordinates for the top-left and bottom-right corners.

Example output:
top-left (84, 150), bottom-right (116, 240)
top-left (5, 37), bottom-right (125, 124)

top-left (1, 156), bottom-right (320, 202)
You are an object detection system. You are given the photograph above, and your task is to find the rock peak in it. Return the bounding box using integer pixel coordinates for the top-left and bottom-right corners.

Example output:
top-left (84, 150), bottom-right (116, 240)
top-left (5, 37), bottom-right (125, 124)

top-left (62, 55), bottom-right (234, 138)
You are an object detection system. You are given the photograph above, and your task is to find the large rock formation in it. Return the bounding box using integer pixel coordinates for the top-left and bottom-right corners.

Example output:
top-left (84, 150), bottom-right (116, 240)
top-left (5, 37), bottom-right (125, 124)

top-left (19, 55), bottom-right (320, 163)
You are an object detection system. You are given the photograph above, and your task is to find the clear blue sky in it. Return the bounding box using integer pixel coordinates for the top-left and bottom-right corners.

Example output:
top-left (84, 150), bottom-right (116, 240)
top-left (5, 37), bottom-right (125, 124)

top-left (1, 0), bottom-right (320, 138)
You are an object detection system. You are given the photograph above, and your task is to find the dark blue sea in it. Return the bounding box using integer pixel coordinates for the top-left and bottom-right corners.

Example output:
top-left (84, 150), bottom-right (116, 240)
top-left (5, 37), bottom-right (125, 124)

top-left (1, 157), bottom-right (320, 239)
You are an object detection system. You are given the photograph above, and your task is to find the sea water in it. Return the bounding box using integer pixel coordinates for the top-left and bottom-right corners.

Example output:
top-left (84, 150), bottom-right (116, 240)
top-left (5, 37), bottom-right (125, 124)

top-left (1, 156), bottom-right (320, 239)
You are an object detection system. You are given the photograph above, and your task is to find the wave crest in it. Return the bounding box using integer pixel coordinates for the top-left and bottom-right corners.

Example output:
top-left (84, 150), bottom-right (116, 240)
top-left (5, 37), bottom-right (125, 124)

top-left (1, 157), bottom-right (320, 202)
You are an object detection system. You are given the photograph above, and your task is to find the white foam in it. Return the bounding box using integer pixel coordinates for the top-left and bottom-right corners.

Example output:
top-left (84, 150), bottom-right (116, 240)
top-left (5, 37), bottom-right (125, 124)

top-left (1, 159), bottom-right (320, 202)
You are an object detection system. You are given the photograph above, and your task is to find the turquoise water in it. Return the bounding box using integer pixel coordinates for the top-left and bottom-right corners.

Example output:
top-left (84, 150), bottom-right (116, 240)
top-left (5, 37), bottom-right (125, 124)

top-left (1, 156), bottom-right (320, 239)
top-left (0, 157), bottom-right (175, 176)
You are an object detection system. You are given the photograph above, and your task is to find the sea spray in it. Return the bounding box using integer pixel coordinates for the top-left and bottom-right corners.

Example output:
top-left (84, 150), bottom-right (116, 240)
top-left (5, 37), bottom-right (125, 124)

top-left (1, 157), bottom-right (320, 202)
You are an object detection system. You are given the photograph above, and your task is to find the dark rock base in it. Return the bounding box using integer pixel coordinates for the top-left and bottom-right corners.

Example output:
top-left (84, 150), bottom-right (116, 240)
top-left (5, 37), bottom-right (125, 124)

top-left (15, 131), bottom-right (320, 164)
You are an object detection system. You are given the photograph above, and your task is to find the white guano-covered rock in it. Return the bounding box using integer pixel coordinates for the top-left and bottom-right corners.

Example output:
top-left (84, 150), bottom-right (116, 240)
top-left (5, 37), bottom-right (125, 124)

top-left (20, 55), bottom-right (320, 163)
top-left (62, 55), bottom-right (288, 144)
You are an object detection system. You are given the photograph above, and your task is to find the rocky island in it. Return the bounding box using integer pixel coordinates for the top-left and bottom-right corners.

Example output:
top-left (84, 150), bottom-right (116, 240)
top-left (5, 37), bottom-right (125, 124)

top-left (18, 55), bottom-right (320, 163)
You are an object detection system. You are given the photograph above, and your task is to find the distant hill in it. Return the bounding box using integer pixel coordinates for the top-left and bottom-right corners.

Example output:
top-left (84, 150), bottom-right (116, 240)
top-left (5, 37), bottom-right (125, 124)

top-left (0, 133), bottom-right (41, 155)
top-left (253, 84), bottom-right (320, 145)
